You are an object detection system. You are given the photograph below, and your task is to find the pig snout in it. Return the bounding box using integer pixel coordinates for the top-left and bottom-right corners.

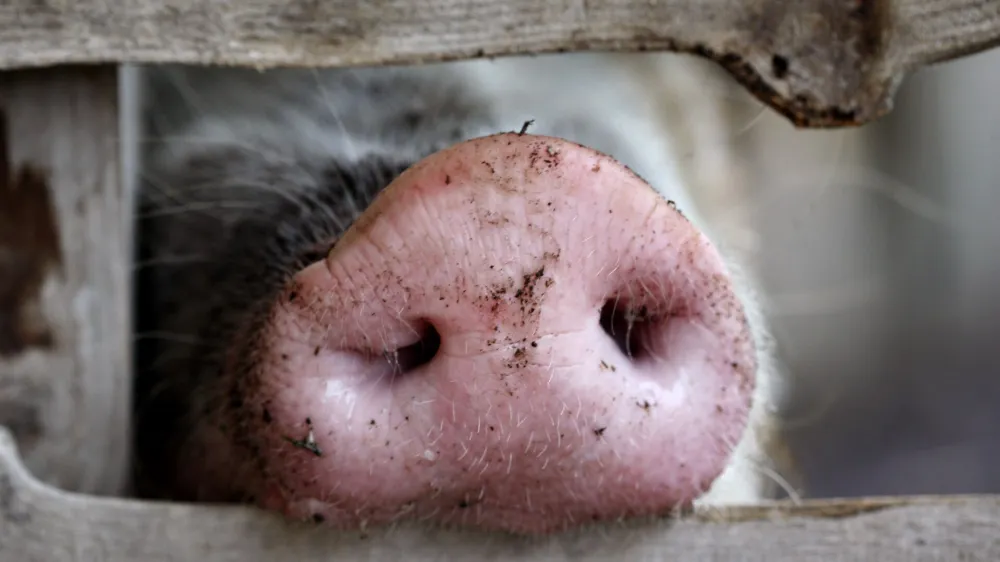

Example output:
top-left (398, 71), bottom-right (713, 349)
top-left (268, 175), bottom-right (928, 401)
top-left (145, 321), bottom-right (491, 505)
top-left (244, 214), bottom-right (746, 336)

top-left (226, 133), bottom-right (757, 534)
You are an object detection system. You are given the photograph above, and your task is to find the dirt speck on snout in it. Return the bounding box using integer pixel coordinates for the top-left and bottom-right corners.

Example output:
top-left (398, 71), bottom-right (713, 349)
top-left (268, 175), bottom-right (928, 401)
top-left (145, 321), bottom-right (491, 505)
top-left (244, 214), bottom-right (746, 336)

top-left (475, 262), bottom-right (554, 330)
top-left (527, 143), bottom-right (563, 171)
top-left (283, 417), bottom-right (323, 457)
top-left (473, 246), bottom-right (564, 382)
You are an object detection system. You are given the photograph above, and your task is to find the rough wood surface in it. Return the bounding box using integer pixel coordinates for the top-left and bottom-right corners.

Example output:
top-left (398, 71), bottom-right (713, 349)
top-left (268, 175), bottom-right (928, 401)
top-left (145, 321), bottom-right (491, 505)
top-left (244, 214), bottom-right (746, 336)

top-left (0, 429), bottom-right (996, 561)
top-left (0, 66), bottom-right (131, 497)
top-left (2, 0), bottom-right (999, 128)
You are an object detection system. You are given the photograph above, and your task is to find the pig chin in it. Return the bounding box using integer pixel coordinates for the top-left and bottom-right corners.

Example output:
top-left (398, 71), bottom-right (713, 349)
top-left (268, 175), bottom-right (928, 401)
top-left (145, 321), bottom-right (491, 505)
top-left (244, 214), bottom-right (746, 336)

top-left (207, 133), bottom-right (759, 535)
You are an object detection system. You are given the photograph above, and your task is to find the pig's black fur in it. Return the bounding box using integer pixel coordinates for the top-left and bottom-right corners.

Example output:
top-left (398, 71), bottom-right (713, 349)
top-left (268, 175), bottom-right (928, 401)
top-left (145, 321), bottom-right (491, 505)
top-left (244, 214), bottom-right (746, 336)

top-left (133, 64), bottom-right (513, 498)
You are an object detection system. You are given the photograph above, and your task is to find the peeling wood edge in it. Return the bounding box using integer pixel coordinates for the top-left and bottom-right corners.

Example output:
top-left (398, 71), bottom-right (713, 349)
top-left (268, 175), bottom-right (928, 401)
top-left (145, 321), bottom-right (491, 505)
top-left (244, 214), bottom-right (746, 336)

top-left (0, 42), bottom-right (914, 130)
top-left (0, 41), bottom-right (925, 129)
top-left (1, 0), bottom-right (999, 130)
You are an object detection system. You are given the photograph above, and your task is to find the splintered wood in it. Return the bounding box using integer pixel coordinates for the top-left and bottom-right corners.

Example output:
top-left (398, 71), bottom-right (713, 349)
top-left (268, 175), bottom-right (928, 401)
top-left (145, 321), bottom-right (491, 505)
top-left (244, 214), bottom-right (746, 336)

top-left (0, 0), bottom-right (998, 128)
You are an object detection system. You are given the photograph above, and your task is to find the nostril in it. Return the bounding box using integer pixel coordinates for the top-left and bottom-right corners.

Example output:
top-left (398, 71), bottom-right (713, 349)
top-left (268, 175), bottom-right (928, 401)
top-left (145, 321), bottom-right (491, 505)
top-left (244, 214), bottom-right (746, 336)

top-left (388, 322), bottom-right (441, 374)
top-left (600, 299), bottom-right (655, 361)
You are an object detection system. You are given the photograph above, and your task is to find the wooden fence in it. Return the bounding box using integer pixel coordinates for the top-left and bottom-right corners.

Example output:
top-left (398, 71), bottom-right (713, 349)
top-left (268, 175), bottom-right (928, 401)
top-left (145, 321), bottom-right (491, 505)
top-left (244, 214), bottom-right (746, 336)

top-left (1, 0), bottom-right (999, 559)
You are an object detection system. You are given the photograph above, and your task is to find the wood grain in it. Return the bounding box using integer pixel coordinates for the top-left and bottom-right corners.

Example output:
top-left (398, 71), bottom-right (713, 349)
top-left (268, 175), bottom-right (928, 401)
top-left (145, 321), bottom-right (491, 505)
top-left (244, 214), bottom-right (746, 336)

top-left (0, 427), bottom-right (997, 561)
top-left (1, 0), bottom-right (998, 128)
top-left (0, 66), bottom-right (131, 497)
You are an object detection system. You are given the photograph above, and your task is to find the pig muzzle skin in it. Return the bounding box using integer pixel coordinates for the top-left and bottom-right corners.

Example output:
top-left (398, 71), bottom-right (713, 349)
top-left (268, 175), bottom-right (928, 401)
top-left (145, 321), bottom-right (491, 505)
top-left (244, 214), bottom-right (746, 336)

top-left (185, 133), bottom-right (757, 535)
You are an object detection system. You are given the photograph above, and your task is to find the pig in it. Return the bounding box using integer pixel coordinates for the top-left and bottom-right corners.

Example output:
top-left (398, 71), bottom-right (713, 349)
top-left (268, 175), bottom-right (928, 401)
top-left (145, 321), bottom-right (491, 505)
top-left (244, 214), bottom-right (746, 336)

top-left (131, 52), bottom-right (792, 535)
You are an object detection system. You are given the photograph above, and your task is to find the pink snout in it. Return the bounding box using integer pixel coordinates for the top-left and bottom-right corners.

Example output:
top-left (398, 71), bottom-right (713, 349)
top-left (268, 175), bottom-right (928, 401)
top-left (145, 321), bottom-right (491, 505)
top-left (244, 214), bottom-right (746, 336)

top-left (234, 133), bottom-right (756, 533)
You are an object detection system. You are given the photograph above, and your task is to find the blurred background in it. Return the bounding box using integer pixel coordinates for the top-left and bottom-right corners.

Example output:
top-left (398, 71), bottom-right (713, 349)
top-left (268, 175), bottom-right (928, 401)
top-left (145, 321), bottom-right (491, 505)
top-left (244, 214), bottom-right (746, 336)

top-left (724, 47), bottom-right (1000, 498)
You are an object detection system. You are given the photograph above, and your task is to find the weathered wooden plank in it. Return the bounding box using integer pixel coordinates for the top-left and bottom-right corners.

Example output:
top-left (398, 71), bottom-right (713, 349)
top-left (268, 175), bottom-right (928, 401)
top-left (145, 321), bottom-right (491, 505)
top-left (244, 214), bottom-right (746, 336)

top-left (0, 66), bottom-right (131, 497)
top-left (0, 428), bottom-right (997, 561)
top-left (1, 0), bottom-right (999, 129)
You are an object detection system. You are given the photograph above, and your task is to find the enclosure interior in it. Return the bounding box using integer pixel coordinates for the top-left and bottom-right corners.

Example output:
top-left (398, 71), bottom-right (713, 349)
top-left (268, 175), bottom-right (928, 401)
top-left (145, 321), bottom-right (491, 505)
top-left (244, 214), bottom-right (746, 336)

top-left (3, 46), bottom-right (1000, 506)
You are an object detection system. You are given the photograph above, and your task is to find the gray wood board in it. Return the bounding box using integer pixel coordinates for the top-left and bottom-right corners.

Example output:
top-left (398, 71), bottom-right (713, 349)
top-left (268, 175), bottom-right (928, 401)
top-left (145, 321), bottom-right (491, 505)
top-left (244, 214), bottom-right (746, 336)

top-left (1, 0), bottom-right (999, 127)
top-left (0, 66), bottom-right (131, 498)
top-left (1, 427), bottom-right (998, 561)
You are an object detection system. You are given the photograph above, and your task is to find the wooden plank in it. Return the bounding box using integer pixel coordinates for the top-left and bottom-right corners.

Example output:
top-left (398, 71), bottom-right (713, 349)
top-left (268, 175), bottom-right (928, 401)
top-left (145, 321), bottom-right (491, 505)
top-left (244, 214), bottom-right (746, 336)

top-left (0, 428), bottom-right (997, 561)
top-left (1, 0), bottom-right (998, 129)
top-left (0, 66), bottom-right (131, 497)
